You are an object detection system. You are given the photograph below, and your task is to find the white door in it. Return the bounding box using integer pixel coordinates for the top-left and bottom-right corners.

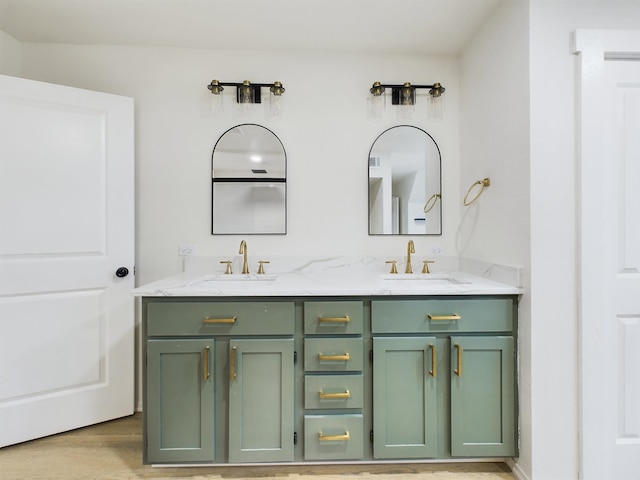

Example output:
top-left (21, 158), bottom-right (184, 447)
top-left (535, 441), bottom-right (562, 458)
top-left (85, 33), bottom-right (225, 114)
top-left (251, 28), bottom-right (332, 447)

top-left (0, 74), bottom-right (134, 447)
top-left (575, 30), bottom-right (640, 480)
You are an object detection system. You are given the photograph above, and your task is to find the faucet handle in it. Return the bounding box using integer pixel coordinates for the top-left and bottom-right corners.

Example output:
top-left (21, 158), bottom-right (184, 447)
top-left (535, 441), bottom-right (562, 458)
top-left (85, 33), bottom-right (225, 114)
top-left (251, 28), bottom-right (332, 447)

top-left (422, 260), bottom-right (435, 274)
top-left (220, 260), bottom-right (233, 274)
top-left (257, 260), bottom-right (270, 274)
top-left (385, 260), bottom-right (398, 274)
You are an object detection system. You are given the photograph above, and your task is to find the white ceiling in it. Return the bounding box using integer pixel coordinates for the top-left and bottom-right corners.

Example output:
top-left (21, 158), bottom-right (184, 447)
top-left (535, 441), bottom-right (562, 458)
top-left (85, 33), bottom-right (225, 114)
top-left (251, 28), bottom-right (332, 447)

top-left (0, 0), bottom-right (503, 55)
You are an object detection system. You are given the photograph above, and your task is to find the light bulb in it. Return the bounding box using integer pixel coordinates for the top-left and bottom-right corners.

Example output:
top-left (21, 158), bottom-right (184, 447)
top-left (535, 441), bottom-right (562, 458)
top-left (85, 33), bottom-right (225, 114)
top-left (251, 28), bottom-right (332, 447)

top-left (239, 81), bottom-right (254, 104)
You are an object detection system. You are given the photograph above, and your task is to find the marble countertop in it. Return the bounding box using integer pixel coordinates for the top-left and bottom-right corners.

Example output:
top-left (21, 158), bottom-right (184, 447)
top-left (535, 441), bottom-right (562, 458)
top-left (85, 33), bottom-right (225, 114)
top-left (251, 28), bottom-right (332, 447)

top-left (132, 256), bottom-right (523, 297)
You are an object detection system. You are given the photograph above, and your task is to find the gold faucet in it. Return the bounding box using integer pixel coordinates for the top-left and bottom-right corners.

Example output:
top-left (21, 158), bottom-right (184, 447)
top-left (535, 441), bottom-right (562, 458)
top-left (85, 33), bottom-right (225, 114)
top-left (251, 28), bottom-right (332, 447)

top-left (239, 240), bottom-right (249, 274)
top-left (405, 240), bottom-right (415, 274)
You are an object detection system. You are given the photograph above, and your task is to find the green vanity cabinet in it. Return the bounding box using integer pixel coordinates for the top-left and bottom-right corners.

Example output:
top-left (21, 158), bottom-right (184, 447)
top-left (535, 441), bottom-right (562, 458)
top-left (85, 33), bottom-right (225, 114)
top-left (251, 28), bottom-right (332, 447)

top-left (371, 296), bottom-right (517, 459)
top-left (146, 338), bottom-right (215, 463)
top-left (143, 294), bottom-right (518, 465)
top-left (228, 338), bottom-right (295, 463)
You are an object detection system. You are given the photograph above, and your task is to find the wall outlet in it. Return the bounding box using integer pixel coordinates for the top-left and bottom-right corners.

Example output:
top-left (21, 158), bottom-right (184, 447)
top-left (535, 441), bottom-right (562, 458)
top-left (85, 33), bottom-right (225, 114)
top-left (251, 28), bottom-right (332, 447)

top-left (431, 247), bottom-right (445, 256)
top-left (178, 244), bottom-right (196, 256)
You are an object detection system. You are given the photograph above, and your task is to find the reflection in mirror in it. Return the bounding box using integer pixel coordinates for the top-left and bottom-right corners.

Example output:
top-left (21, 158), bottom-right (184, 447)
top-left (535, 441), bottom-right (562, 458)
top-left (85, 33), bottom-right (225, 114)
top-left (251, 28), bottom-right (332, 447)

top-left (368, 125), bottom-right (442, 235)
top-left (212, 124), bottom-right (286, 234)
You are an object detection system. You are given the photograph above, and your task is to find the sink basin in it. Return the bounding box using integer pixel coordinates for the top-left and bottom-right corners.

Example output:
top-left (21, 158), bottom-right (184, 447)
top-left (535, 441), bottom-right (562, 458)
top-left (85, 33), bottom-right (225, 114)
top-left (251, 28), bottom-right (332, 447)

top-left (379, 273), bottom-right (467, 285)
top-left (188, 274), bottom-right (278, 287)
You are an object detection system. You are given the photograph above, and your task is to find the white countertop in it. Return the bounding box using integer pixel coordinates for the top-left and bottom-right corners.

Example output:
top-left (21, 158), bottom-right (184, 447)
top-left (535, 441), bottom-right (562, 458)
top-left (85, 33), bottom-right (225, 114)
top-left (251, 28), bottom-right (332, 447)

top-left (132, 256), bottom-right (523, 297)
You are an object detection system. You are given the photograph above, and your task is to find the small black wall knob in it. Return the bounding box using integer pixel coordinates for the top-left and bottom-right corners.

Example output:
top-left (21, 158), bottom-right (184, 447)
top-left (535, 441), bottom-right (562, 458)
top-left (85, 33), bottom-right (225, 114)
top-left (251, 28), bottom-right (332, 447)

top-left (115, 267), bottom-right (129, 278)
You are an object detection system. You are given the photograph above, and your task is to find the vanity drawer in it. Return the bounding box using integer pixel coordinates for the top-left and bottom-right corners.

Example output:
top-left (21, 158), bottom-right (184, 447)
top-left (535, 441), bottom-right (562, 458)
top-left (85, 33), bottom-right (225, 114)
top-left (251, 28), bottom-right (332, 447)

top-left (304, 338), bottom-right (364, 372)
top-left (146, 300), bottom-right (295, 336)
top-left (304, 414), bottom-right (364, 460)
top-left (304, 374), bottom-right (364, 410)
top-left (371, 297), bottom-right (514, 334)
top-left (304, 301), bottom-right (363, 334)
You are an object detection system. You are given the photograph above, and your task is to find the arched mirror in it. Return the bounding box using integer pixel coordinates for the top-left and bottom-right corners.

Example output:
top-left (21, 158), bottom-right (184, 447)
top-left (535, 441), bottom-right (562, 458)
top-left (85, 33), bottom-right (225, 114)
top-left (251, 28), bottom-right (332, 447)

top-left (212, 124), bottom-right (286, 234)
top-left (368, 125), bottom-right (442, 235)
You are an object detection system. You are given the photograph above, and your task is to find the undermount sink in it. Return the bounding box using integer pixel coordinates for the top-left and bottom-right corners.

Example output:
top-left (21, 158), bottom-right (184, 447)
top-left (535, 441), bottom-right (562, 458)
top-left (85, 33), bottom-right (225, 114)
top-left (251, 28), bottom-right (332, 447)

top-left (188, 274), bottom-right (278, 286)
top-left (379, 273), bottom-right (467, 285)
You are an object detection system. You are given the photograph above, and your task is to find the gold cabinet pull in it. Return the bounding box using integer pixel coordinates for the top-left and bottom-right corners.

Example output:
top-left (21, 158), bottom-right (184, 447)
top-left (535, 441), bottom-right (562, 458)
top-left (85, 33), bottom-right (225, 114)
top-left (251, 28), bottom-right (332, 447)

top-left (318, 353), bottom-right (350, 361)
top-left (318, 431), bottom-right (350, 442)
top-left (429, 344), bottom-right (436, 378)
top-left (454, 344), bottom-right (462, 377)
top-left (428, 314), bottom-right (461, 321)
top-left (230, 346), bottom-right (237, 382)
top-left (204, 316), bottom-right (237, 324)
top-left (318, 316), bottom-right (351, 323)
top-left (319, 390), bottom-right (351, 399)
top-left (203, 346), bottom-right (210, 381)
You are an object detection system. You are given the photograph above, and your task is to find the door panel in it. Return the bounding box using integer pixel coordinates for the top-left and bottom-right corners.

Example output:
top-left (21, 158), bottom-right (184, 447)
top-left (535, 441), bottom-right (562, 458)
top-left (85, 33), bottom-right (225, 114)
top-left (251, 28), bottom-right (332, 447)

top-left (450, 336), bottom-right (515, 457)
top-left (228, 338), bottom-right (294, 463)
top-left (146, 339), bottom-right (214, 463)
top-left (372, 336), bottom-right (438, 459)
top-left (0, 74), bottom-right (134, 447)
top-left (2, 291), bottom-right (106, 401)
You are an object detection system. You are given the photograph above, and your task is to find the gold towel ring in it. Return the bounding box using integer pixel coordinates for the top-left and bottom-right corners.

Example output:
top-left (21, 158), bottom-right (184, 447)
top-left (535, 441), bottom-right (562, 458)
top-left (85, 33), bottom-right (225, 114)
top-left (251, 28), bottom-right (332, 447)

top-left (463, 178), bottom-right (490, 206)
top-left (423, 193), bottom-right (441, 213)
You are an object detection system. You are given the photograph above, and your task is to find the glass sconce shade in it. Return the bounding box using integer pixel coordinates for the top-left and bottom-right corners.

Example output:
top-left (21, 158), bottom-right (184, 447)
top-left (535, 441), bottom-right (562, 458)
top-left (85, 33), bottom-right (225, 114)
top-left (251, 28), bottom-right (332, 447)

top-left (368, 82), bottom-right (386, 121)
top-left (269, 90), bottom-right (284, 119)
top-left (268, 81), bottom-right (286, 119)
top-left (400, 82), bottom-right (416, 105)
top-left (427, 82), bottom-right (445, 120)
top-left (367, 93), bottom-right (385, 121)
top-left (209, 90), bottom-right (224, 113)
top-left (239, 80), bottom-right (255, 104)
top-left (397, 103), bottom-right (414, 121)
top-left (428, 94), bottom-right (444, 121)
top-left (207, 79), bottom-right (225, 113)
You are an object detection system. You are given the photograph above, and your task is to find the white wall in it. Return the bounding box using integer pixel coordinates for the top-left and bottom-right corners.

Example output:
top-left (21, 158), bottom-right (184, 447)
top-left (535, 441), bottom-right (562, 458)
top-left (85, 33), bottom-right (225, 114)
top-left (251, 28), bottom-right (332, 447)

top-left (460, 2), bottom-right (531, 476)
top-left (529, 2), bottom-right (640, 480)
top-left (19, 44), bottom-right (461, 286)
top-left (0, 28), bottom-right (21, 76)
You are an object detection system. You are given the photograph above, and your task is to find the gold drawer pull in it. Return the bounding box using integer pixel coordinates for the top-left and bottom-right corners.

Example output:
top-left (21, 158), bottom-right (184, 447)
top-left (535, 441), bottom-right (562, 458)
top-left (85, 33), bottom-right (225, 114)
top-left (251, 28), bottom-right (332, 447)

top-left (318, 353), bottom-right (350, 361)
top-left (204, 316), bottom-right (237, 324)
top-left (319, 390), bottom-right (351, 399)
top-left (318, 431), bottom-right (350, 442)
top-left (318, 315), bottom-right (351, 323)
top-left (428, 314), bottom-right (461, 321)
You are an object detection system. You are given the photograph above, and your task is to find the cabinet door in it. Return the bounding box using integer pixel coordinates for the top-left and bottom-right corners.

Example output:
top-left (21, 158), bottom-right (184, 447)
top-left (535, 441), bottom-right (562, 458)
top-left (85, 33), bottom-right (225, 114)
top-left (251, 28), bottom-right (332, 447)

top-left (146, 339), bottom-right (214, 463)
top-left (372, 336), bottom-right (439, 458)
top-left (450, 336), bottom-right (515, 457)
top-left (228, 338), bottom-right (294, 462)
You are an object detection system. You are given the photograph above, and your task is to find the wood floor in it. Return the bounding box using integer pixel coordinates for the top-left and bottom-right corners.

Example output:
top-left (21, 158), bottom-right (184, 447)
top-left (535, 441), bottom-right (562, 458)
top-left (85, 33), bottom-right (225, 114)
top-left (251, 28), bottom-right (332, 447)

top-left (0, 414), bottom-right (515, 480)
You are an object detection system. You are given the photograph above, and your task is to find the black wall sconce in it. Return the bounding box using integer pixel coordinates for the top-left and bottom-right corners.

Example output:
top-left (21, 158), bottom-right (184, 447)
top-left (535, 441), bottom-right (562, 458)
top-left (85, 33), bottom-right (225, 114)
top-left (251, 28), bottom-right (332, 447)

top-left (368, 81), bottom-right (445, 120)
top-left (207, 80), bottom-right (285, 117)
